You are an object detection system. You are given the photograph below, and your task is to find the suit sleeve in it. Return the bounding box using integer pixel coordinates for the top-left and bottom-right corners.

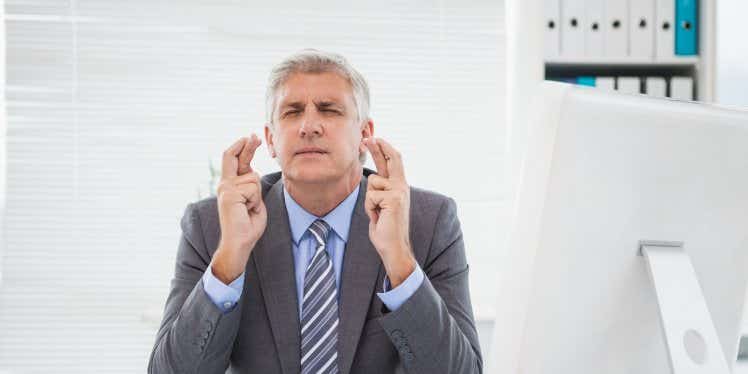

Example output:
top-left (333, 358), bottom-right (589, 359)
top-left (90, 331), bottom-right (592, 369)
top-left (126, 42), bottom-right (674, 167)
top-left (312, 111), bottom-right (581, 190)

top-left (377, 197), bottom-right (483, 373)
top-left (148, 202), bottom-right (244, 374)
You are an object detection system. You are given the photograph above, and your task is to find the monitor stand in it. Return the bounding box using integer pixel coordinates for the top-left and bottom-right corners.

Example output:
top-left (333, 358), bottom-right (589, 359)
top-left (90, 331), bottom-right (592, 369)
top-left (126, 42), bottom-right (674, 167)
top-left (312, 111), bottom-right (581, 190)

top-left (638, 240), bottom-right (730, 374)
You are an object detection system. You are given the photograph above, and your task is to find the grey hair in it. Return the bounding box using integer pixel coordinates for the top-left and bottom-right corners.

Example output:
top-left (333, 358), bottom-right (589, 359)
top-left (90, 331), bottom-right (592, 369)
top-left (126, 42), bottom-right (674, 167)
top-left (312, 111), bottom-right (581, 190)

top-left (265, 49), bottom-right (371, 164)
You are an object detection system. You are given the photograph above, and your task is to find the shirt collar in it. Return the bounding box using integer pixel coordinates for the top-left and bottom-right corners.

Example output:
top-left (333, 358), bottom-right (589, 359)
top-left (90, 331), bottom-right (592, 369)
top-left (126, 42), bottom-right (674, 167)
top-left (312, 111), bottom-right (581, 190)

top-left (283, 183), bottom-right (360, 246)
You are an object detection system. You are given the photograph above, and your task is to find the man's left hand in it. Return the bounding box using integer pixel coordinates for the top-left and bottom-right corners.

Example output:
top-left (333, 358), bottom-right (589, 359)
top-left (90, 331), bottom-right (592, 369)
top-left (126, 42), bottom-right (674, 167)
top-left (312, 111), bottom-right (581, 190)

top-left (363, 137), bottom-right (417, 288)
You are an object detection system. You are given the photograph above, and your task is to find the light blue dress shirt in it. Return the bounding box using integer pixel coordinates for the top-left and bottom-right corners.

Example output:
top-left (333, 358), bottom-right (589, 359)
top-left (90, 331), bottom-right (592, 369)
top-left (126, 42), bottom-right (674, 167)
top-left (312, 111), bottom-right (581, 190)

top-left (202, 183), bottom-right (425, 314)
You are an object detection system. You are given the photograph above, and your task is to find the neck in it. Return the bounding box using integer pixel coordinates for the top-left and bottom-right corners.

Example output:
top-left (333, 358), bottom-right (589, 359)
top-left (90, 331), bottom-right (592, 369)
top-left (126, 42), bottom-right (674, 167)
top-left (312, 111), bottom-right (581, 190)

top-left (283, 166), bottom-right (363, 217)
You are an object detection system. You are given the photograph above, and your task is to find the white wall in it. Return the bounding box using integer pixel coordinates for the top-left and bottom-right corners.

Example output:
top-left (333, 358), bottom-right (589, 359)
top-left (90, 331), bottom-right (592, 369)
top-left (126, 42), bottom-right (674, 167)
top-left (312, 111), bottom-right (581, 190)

top-left (0, 0), bottom-right (5, 291)
top-left (716, 1), bottom-right (748, 107)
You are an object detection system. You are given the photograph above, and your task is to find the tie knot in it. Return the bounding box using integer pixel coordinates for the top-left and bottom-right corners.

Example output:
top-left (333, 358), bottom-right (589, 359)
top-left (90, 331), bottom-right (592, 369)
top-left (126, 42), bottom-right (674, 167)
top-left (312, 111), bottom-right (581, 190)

top-left (307, 219), bottom-right (331, 246)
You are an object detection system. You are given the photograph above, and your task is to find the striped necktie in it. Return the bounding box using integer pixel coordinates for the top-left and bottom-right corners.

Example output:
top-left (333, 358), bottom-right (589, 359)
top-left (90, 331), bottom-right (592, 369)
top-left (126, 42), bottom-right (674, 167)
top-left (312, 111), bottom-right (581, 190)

top-left (300, 219), bottom-right (339, 374)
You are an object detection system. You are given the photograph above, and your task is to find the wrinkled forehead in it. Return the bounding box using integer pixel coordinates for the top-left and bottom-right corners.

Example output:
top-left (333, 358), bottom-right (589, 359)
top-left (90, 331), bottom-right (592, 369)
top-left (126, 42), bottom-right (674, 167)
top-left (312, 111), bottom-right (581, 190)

top-left (275, 72), bottom-right (356, 109)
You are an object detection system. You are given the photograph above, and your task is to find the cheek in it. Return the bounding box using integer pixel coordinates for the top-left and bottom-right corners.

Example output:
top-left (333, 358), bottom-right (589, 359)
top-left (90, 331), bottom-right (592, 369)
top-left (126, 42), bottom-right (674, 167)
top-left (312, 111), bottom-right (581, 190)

top-left (274, 132), bottom-right (293, 153)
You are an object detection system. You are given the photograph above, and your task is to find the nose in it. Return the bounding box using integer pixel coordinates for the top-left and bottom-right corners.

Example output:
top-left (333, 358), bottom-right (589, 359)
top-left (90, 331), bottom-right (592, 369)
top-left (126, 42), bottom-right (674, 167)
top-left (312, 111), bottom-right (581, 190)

top-left (298, 111), bottom-right (324, 138)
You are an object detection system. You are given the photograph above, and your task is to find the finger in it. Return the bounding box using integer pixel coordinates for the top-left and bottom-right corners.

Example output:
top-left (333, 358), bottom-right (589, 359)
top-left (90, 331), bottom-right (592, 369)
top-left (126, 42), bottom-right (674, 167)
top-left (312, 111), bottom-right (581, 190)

top-left (365, 190), bottom-right (384, 224)
top-left (222, 137), bottom-right (247, 179)
top-left (364, 200), bottom-right (378, 225)
top-left (247, 199), bottom-right (267, 216)
top-left (363, 137), bottom-right (389, 178)
top-left (367, 174), bottom-right (392, 191)
top-left (245, 196), bottom-right (263, 214)
top-left (230, 171), bottom-right (261, 186)
top-left (375, 138), bottom-right (406, 181)
top-left (365, 190), bottom-right (386, 210)
top-left (222, 137), bottom-right (249, 179)
top-left (235, 183), bottom-right (260, 207)
top-left (237, 134), bottom-right (262, 176)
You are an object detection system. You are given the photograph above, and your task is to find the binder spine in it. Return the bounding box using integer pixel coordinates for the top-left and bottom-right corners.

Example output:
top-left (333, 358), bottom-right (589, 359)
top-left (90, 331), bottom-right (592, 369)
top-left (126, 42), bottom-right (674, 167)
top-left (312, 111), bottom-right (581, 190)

top-left (675, 0), bottom-right (698, 55)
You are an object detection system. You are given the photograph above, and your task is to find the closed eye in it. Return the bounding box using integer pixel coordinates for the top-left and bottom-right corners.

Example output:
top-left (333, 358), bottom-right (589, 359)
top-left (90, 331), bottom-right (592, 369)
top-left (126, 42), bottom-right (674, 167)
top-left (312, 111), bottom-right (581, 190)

top-left (282, 110), bottom-right (301, 118)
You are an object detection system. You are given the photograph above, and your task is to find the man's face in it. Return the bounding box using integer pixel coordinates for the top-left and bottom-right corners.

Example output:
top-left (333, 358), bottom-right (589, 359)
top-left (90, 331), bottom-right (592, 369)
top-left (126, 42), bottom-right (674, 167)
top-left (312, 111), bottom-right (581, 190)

top-left (265, 72), bottom-right (372, 184)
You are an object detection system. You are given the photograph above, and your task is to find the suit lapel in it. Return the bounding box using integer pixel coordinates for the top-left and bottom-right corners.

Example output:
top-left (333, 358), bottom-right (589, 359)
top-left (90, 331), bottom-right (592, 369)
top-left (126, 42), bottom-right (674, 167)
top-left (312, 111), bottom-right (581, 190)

top-left (253, 180), bottom-right (301, 374)
top-left (338, 174), bottom-right (384, 374)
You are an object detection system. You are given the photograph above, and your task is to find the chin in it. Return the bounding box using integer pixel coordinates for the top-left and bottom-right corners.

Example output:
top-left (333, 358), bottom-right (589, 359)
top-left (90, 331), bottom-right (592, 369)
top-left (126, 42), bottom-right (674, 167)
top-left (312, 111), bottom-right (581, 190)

top-left (284, 164), bottom-right (339, 184)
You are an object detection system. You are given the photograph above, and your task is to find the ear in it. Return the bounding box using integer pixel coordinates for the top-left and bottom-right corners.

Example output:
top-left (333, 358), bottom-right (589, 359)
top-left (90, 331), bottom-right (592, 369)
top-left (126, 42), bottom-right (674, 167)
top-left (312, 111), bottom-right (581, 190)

top-left (264, 124), bottom-right (277, 158)
top-left (359, 119), bottom-right (374, 154)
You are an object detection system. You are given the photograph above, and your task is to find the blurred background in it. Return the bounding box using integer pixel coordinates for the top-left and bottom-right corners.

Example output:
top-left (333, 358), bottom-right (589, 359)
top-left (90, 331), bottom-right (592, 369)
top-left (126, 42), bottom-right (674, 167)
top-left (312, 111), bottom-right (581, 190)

top-left (0, 0), bottom-right (745, 373)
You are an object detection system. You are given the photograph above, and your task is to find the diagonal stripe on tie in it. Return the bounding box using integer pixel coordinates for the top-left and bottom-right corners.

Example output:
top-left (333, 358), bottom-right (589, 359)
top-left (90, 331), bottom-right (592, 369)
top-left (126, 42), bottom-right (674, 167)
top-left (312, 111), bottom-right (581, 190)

top-left (304, 330), bottom-right (338, 372)
top-left (301, 219), bottom-right (339, 374)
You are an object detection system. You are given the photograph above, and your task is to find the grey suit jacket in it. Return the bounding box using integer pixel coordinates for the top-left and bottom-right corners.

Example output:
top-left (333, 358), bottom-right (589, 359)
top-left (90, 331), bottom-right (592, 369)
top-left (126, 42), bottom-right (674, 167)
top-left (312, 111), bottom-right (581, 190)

top-left (148, 168), bottom-right (482, 373)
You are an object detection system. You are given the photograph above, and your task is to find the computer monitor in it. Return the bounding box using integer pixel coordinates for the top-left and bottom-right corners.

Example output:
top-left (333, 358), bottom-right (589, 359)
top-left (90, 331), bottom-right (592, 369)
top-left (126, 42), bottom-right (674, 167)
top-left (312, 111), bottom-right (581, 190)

top-left (490, 81), bottom-right (748, 373)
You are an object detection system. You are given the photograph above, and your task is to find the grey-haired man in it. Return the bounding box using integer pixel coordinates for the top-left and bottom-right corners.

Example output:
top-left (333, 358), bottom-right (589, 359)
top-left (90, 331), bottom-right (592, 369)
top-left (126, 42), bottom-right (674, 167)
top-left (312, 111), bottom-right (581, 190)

top-left (148, 49), bottom-right (482, 374)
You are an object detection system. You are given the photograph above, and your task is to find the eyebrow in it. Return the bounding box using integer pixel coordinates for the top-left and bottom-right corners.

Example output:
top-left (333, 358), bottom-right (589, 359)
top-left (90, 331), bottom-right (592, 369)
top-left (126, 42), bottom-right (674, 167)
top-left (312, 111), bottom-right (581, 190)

top-left (280, 102), bottom-right (305, 112)
top-left (280, 100), bottom-right (344, 111)
top-left (315, 100), bottom-right (344, 109)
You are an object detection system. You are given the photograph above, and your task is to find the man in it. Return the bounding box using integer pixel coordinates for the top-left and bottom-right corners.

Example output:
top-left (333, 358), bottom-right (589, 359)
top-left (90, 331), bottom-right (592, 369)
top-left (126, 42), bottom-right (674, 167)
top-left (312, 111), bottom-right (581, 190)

top-left (148, 49), bottom-right (482, 374)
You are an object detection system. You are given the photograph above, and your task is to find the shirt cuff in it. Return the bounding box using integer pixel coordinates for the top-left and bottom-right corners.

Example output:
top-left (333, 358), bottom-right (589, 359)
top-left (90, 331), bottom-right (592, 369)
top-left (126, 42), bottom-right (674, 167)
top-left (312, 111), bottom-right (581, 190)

top-left (376, 264), bottom-right (425, 312)
top-left (202, 264), bottom-right (244, 313)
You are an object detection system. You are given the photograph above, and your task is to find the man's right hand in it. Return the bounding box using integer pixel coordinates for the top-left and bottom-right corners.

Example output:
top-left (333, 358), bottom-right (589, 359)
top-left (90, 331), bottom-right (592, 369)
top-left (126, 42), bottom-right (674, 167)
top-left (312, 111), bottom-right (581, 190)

top-left (211, 133), bottom-right (267, 284)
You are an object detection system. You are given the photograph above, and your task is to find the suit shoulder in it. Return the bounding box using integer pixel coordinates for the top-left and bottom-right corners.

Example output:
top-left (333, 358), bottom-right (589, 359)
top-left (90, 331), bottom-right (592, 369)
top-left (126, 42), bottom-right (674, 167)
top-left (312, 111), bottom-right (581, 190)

top-left (409, 185), bottom-right (455, 213)
top-left (181, 196), bottom-right (219, 238)
top-left (190, 196), bottom-right (218, 219)
top-left (408, 185), bottom-right (458, 235)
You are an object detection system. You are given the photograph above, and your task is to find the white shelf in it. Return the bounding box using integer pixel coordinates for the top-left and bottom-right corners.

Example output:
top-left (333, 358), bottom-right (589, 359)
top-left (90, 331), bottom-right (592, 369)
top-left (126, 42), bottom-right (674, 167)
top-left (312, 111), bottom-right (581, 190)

top-left (543, 0), bottom-right (714, 102)
top-left (546, 56), bottom-right (699, 66)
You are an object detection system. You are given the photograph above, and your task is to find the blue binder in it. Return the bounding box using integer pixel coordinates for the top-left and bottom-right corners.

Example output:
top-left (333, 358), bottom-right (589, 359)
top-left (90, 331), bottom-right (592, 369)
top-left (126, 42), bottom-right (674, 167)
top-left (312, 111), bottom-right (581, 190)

top-left (675, 0), bottom-right (698, 55)
top-left (576, 76), bottom-right (596, 87)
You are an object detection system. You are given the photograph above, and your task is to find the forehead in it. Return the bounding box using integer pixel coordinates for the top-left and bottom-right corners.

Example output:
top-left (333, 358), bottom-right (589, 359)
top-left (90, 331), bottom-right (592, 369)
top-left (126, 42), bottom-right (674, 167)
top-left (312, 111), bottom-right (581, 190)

top-left (276, 71), bottom-right (355, 107)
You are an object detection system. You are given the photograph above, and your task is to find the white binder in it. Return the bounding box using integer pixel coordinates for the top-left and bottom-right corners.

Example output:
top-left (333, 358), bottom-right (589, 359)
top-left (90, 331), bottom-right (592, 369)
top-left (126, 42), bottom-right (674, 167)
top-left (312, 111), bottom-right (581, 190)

top-left (561, 0), bottom-right (586, 57)
top-left (655, 0), bottom-right (675, 59)
top-left (585, 0), bottom-right (605, 57)
top-left (545, 0), bottom-right (561, 58)
top-left (604, 0), bottom-right (629, 57)
top-left (596, 76), bottom-right (616, 90)
top-left (617, 76), bottom-right (641, 94)
top-left (670, 76), bottom-right (694, 100)
top-left (645, 76), bottom-right (667, 97)
top-left (629, 0), bottom-right (655, 58)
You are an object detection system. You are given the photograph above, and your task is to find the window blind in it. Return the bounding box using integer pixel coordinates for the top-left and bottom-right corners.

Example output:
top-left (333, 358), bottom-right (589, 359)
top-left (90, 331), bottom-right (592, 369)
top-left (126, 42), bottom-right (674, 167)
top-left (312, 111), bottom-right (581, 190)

top-left (0, 0), bottom-right (506, 371)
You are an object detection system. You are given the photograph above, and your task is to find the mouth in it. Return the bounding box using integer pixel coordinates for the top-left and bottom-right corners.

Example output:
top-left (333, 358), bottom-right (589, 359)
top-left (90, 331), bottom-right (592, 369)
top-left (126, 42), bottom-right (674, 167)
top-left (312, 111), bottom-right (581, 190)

top-left (295, 147), bottom-right (328, 156)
